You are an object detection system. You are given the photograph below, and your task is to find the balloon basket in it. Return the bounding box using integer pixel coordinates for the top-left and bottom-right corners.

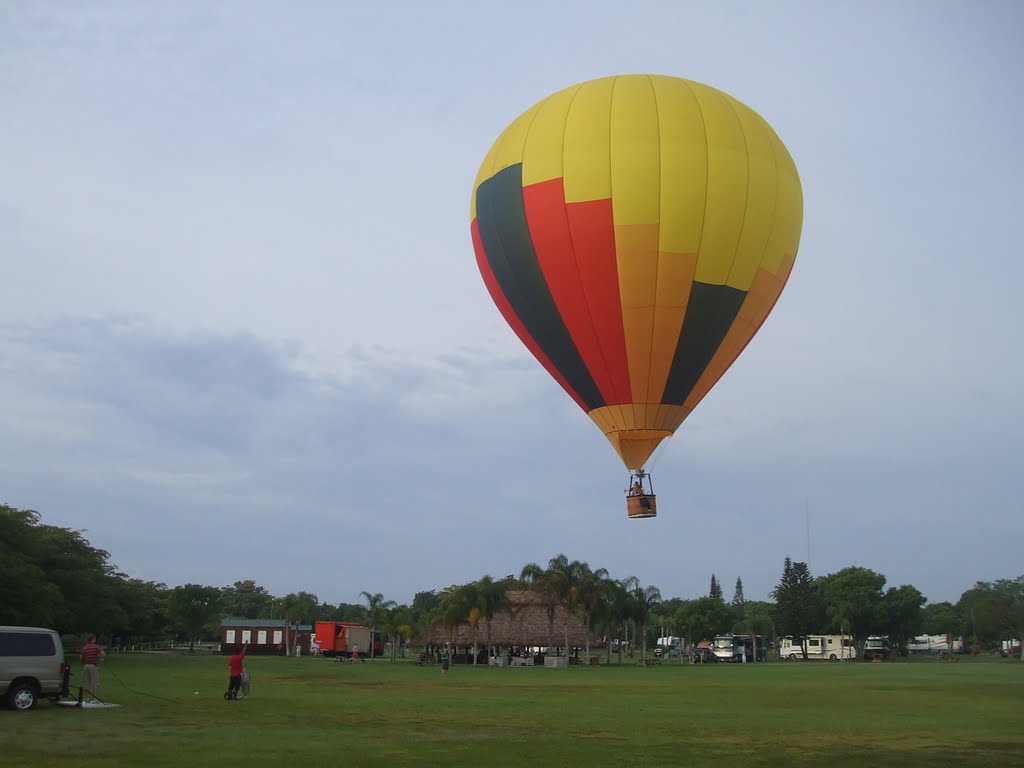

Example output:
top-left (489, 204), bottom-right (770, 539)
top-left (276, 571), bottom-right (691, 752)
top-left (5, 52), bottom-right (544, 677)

top-left (626, 494), bottom-right (657, 519)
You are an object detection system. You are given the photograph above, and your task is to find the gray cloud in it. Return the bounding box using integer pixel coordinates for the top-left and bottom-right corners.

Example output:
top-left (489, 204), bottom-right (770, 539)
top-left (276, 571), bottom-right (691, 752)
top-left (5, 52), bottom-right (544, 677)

top-left (1, 312), bottom-right (1018, 606)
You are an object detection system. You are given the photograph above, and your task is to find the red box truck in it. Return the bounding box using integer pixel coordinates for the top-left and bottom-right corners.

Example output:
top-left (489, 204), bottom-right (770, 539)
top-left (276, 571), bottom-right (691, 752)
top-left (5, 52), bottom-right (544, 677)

top-left (313, 621), bottom-right (376, 658)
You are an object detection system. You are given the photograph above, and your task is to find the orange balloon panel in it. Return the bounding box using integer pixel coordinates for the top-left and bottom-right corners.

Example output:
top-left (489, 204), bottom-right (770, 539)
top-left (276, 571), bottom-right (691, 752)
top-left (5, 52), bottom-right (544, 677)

top-left (470, 75), bottom-right (802, 469)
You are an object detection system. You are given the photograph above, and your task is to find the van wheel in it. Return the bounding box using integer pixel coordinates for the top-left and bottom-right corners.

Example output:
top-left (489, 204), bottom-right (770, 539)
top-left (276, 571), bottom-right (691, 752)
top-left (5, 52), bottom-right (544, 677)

top-left (829, 654), bottom-right (838, 660)
top-left (8, 682), bottom-right (39, 711)
top-left (788, 653), bottom-right (797, 660)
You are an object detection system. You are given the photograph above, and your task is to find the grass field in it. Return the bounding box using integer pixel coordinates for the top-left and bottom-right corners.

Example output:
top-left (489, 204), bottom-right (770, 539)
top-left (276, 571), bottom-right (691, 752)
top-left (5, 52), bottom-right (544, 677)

top-left (3, 654), bottom-right (1022, 767)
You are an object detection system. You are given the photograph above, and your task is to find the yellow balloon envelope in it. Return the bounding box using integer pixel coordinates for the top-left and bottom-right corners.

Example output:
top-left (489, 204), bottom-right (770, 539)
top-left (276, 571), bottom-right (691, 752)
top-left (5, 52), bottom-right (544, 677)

top-left (470, 75), bottom-right (803, 471)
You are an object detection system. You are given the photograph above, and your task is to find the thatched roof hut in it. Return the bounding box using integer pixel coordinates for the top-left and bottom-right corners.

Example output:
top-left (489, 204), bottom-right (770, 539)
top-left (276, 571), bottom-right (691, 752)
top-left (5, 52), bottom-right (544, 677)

top-left (413, 590), bottom-right (603, 649)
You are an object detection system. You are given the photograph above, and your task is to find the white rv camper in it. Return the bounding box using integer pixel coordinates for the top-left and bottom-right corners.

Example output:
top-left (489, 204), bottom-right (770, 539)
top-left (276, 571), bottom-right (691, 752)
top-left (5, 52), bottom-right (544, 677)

top-left (906, 635), bottom-right (961, 654)
top-left (778, 635), bottom-right (856, 660)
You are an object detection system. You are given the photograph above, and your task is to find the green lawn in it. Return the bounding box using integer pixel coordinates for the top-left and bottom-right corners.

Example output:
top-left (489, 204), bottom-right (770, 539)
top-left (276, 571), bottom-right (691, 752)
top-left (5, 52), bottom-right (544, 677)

top-left (3, 654), bottom-right (1022, 767)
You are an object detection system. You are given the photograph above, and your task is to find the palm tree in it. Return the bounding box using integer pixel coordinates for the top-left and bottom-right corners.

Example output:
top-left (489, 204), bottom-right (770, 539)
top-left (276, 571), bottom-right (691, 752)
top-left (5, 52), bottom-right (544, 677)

top-left (565, 561), bottom-right (602, 663)
top-left (828, 599), bottom-right (855, 662)
top-left (476, 575), bottom-right (511, 661)
top-left (602, 578), bottom-right (632, 664)
top-left (520, 561), bottom-right (560, 655)
top-left (624, 578), bottom-right (662, 662)
top-left (397, 621), bottom-right (415, 660)
top-left (505, 586), bottom-right (527, 654)
top-left (359, 591), bottom-right (397, 660)
top-left (585, 570), bottom-right (615, 663)
top-left (460, 582), bottom-right (483, 665)
top-left (744, 609), bottom-right (775, 663)
top-left (382, 605), bottom-right (412, 662)
top-left (547, 554), bottom-right (579, 657)
top-left (569, 561), bottom-right (608, 661)
top-left (437, 584), bottom-right (472, 649)
top-left (279, 591), bottom-right (319, 656)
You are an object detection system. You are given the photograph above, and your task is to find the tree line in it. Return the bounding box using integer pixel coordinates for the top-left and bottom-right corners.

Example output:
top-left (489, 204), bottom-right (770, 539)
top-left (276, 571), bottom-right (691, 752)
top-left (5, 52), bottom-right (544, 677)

top-left (2, 504), bottom-right (1021, 657)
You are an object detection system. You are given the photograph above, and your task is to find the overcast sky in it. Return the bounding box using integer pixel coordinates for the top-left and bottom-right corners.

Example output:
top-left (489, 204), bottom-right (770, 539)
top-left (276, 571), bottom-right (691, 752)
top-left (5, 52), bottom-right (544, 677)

top-left (2, 1), bottom-right (1021, 609)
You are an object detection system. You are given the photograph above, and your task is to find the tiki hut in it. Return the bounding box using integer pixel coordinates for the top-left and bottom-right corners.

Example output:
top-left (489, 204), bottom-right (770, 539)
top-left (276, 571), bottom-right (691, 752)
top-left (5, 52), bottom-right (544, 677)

top-left (413, 590), bottom-right (602, 661)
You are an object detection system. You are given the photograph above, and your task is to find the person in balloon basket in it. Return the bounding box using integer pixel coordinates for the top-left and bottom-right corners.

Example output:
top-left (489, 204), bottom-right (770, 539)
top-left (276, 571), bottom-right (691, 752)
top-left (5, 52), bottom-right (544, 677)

top-left (226, 644), bottom-right (247, 700)
top-left (80, 633), bottom-right (106, 702)
top-left (628, 480), bottom-right (644, 496)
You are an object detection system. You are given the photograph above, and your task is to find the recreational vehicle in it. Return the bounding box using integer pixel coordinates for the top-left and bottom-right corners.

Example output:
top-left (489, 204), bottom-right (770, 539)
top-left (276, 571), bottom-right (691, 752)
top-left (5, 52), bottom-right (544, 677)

top-left (778, 635), bottom-right (857, 660)
top-left (711, 634), bottom-right (767, 662)
top-left (906, 635), bottom-right (960, 654)
top-left (863, 636), bottom-right (891, 661)
top-left (654, 636), bottom-right (684, 659)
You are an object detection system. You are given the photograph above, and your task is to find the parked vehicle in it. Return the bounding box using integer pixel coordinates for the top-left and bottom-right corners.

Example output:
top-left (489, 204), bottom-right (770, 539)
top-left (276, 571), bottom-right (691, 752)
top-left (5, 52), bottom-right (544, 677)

top-left (691, 647), bottom-right (718, 664)
top-left (608, 639), bottom-right (632, 654)
top-left (779, 635), bottom-right (857, 660)
top-left (654, 636), bottom-right (684, 659)
top-left (1001, 639), bottom-right (1022, 658)
top-left (711, 634), bottom-right (768, 662)
top-left (312, 621), bottom-right (378, 658)
top-left (0, 626), bottom-right (70, 711)
top-left (906, 635), bottom-right (960, 654)
top-left (863, 636), bottom-right (892, 661)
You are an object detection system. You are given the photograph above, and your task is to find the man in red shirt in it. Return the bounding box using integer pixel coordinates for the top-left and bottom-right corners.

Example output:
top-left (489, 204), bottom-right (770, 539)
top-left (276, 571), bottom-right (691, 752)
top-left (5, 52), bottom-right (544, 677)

top-left (80, 634), bottom-right (105, 702)
top-left (226, 644), bottom-right (247, 700)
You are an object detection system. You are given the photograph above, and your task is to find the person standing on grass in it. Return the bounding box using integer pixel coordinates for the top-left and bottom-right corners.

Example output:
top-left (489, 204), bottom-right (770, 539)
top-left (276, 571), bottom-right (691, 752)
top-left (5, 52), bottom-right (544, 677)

top-left (227, 644), bottom-right (247, 700)
top-left (440, 643), bottom-right (451, 678)
top-left (80, 634), bottom-right (105, 702)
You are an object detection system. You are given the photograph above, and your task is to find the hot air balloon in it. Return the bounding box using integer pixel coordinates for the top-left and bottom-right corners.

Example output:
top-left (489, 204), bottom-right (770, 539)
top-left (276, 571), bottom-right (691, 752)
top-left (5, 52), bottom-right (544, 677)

top-left (469, 75), bottom-right (803, 518)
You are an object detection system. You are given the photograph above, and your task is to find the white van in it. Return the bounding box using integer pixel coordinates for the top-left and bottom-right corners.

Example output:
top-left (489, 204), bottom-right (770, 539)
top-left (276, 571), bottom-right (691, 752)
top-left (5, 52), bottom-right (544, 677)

top-left (779, 635), bottom-right (856, 660)
top-left (0, 626), bottom-right (69, 710)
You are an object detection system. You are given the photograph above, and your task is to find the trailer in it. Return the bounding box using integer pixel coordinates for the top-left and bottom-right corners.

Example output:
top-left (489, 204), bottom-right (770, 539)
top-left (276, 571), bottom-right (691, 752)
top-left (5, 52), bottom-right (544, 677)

top-left (907, 635), bottom-right (961, 654)
top-left (313, 621), bottom-right (375, 658)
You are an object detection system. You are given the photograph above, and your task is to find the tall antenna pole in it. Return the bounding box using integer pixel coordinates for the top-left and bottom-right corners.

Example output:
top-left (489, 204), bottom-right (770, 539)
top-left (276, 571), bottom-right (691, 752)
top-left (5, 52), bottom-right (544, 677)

top-left (805, 496), bottom-right (811, 569)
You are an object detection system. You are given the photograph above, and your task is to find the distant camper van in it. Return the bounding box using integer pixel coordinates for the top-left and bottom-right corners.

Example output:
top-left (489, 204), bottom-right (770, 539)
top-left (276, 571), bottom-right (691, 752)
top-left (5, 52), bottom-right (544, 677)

top-left (778, 635), bottom-right (857, 660)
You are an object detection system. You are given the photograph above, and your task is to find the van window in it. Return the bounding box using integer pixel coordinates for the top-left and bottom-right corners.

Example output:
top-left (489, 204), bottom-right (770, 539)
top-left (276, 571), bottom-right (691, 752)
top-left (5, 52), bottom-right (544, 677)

top-left (0, 632), bottom-right (57, 656)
